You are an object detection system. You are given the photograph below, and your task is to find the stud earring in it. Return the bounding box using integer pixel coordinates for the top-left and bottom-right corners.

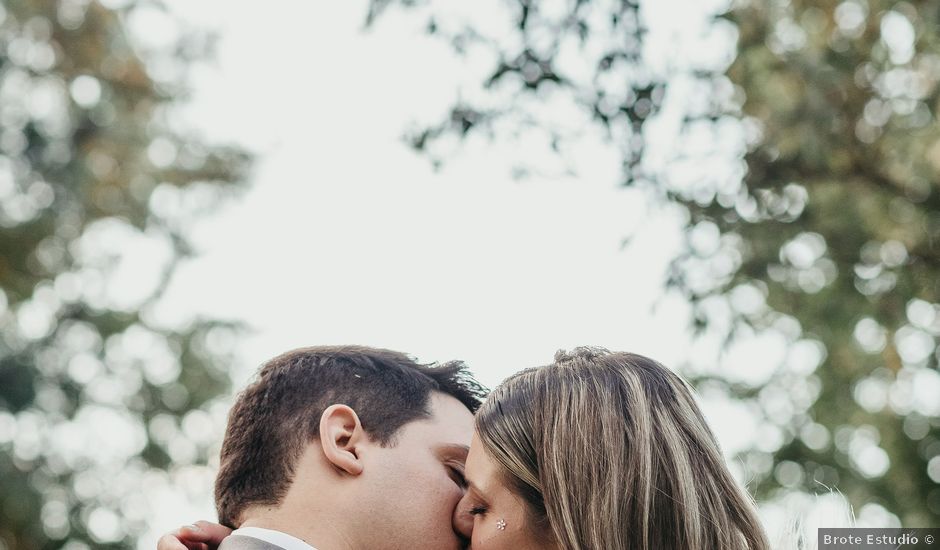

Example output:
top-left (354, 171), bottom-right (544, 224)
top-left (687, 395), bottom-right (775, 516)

top-left (496, 519), bottom-right (506, 531)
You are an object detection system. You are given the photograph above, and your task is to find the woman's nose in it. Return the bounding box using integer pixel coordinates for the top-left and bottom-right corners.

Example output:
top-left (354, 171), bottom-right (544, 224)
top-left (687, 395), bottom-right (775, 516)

top-left (452, 495), bottom-right (474, 539)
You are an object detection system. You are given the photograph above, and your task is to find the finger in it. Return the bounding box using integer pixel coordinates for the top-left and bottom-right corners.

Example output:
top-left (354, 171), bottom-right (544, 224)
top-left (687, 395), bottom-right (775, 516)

top-left (157, 533), bottom-right (189, 550)
top-left (185, 521), bottom-right (232, 546)
top-left (164, 529), bottom-right (208, 550)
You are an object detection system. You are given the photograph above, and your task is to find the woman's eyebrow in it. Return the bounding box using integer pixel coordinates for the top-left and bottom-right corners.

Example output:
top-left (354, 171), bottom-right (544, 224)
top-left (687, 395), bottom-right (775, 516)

top-left (465, 478), bottom-right (489, 500)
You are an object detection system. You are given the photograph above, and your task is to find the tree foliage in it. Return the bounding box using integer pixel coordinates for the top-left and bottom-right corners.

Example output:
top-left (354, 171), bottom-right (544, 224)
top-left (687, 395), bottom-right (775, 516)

top-left (375, 0), bottom-right (940, 527)
top-left (0, 1), bottom-right (249, 548)
top-left (711, 0), bottom-right (940, 526)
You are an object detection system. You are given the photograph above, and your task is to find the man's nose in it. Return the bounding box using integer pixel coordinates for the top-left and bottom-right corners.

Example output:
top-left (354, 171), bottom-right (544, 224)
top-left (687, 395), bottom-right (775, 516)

top-left (452, 496), bottom-right (474, 540)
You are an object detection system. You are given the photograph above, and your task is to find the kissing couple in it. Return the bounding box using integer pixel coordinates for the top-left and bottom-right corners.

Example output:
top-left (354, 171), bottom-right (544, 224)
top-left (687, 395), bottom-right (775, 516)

top-left (159, 345), bottom-right (770, 549)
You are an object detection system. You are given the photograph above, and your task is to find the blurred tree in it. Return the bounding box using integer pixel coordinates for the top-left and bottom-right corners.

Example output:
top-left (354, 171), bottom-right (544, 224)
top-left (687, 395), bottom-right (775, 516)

top-left (0, 1), bottom-right (249, 548)
top-left (374, 0), bottom-right (940, 527)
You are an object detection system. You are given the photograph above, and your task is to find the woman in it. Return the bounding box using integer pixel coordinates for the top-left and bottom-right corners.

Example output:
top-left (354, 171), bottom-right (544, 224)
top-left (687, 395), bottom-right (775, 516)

top-left (452, 347), bottom-right (769, 549)
top-left (163, 347), bottom-right (770, 550)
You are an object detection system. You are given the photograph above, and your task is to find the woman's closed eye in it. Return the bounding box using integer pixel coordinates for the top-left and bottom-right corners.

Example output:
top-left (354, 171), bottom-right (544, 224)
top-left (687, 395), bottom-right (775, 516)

top-left (469, 505), bottom-right (488, 516)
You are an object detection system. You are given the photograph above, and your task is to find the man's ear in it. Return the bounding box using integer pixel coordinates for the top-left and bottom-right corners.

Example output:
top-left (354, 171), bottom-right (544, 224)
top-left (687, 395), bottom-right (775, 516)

top-left (318, 404), bottom-right (366, 476)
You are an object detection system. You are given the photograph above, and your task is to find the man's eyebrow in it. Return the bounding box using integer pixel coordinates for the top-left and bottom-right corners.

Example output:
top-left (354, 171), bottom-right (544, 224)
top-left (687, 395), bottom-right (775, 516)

top-left (437, 444), bottom-right (470, 461)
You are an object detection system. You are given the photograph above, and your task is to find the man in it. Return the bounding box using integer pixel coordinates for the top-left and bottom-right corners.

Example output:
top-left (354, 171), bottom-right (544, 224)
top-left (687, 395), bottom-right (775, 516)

top-left (158, 345), bottom-right (486, 550)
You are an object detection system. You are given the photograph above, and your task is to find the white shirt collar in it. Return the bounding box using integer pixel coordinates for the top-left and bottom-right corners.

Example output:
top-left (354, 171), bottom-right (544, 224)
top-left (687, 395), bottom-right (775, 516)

top-left (230, 526), bottom-right (318, 550)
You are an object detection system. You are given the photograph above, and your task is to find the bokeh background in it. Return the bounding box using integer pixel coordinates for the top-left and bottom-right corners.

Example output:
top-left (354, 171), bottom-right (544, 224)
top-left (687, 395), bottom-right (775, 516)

top-left (1, 0), bottom-right (939, 548)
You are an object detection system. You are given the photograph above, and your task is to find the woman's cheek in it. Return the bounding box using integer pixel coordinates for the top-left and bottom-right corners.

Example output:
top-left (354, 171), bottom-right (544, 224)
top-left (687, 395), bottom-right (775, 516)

top-left (472, 522), bottom-right (502, 548)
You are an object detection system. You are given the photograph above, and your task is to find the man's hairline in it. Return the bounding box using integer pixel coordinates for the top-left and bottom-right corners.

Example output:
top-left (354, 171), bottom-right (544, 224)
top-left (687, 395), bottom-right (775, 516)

top-left (310, 389), bottom-right (474, 448)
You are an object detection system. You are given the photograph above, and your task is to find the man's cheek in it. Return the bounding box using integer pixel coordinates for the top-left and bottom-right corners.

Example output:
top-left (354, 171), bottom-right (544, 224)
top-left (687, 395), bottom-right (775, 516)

top-left (427, 475), bottom-right (463, 512)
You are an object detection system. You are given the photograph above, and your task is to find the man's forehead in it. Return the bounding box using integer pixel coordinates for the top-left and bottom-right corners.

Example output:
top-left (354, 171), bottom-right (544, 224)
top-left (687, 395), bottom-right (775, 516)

top-left (410, 393), bottom-right (474, 447)
top-left (431, 392), bottom-right (474, 423)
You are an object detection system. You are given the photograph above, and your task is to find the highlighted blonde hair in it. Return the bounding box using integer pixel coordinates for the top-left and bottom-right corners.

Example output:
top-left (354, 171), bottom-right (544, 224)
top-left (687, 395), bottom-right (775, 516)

top-left (475, 347), bottom-right (771, 550)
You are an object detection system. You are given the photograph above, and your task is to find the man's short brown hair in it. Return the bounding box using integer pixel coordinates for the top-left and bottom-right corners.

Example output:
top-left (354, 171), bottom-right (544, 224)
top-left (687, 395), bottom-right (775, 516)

top-left (214, 345), bottom-right (487, 527)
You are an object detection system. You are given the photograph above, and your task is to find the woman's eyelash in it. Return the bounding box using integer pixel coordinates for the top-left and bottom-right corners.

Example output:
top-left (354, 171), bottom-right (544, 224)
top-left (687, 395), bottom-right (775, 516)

top-left (469, 505), bottom-right (488, 516)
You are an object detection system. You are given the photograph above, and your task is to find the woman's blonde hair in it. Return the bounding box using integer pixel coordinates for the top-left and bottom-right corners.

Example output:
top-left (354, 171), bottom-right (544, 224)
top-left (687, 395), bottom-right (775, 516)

top-left (475, 347), bottom-right (771, 550)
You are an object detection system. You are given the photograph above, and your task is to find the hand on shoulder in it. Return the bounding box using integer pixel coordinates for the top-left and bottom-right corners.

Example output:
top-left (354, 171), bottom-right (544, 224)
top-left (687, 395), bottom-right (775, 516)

top-left (157, 520), bottom-right (232, 550)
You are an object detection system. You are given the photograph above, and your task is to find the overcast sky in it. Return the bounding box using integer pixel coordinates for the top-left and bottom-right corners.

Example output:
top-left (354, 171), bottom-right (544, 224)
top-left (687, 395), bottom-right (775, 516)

top-left (151, 0), bottom-right (708, 389)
